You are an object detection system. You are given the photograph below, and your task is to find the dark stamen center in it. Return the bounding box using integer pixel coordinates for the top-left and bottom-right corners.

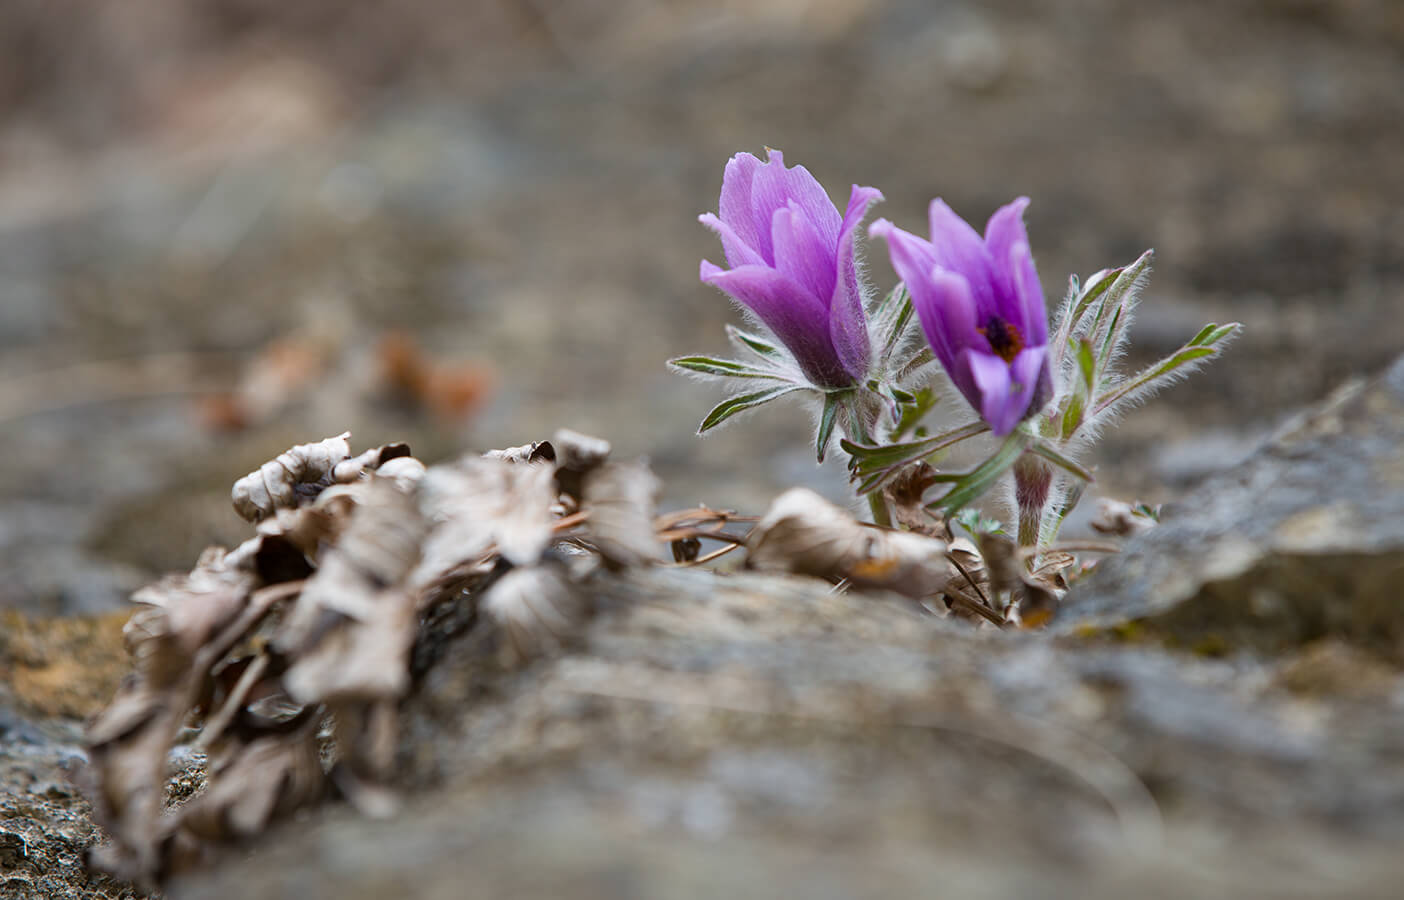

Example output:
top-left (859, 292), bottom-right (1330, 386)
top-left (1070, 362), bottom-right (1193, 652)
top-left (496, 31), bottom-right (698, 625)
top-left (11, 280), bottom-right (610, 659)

top-left (978, 316), bottom-right (1024, 364)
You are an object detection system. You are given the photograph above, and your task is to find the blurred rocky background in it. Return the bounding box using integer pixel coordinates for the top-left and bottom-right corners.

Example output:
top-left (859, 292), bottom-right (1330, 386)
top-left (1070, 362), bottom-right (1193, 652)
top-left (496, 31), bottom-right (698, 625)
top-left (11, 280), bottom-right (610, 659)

top-left (2, 0), bottom-right (1401, 617)
top-left (2, 2), bottom-right (1404, 897)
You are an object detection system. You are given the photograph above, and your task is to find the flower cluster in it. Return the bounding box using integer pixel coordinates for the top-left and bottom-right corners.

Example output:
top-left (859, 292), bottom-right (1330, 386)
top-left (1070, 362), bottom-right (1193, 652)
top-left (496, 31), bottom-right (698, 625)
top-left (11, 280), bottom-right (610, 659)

top-left (673, 148), bottom-right (1240, 546)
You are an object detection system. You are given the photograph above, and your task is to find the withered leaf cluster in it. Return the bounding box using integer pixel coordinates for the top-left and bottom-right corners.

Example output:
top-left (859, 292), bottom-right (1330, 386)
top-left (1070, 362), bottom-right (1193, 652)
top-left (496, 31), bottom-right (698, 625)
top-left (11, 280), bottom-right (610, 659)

top-left (84, 429), bottom-right (659, 887)
top-left (86, 428), bottom-right (1116, 889)
top-left (744, 488), bottom-right (1078, 628)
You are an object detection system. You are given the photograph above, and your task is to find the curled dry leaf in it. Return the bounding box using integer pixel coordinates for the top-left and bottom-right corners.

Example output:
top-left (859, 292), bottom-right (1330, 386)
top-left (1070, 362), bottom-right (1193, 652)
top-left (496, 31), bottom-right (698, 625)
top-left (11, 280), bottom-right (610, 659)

top-left (1090, 498), bottom-right (1158, 537)
top-left (583, 460), bottom-right (662, 568)
top-left (746, 488), bottom-right (951, 600)
top-left (124, 547), bottom-right (257, 688)
top-left (277, 476), bottom-right (427, 659)
top-left (177, 724), bottom-right (326, 843)
top-left (483, 440), bottom-right (556, 465)
top-left (413, 457), bottom-right (557, 588)
top-left (883, 462), bottom-right (950, 537)
top-left (331, 442), bottom-right (414, 484)
top-left (282, 588), bottom-right (419, 705)
top-left (231, 432), bottom-right (352, 523)
top-left (973, 533), bottom-right (1067, 628)
top-left (553, 428), bottom-right (611, 499)
top-left (481, 563), bottom-right (586, 665)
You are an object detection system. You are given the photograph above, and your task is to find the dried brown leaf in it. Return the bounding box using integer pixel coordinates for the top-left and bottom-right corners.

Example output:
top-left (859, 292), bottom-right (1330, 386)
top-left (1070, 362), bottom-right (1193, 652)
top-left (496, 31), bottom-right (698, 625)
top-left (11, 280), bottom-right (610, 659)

top-left (331, 442), bottom-right (414, 484)
top-left (278, 476), bottom-right (426, 656)
top-left (481, 564), bottom-right (587, 665)
top-left (483, 440), bottom-right (556, 465)
top-left (583, 460), bottom-right (662, 568)
top-left (746, 489), bottom-right (951, 599)
top-left (176, 726), bottom-right (326, 844)
top-left (412, 457), bottom-right (556, 587)
top-left (553, 428), bottom-right (611, 499)
top-left (883, 462), bottom-right (950, 537)
top-left (124, 547), bottom-right (257, 688)
top-left (1090, 498), bottom-right (1158, 537)
top-left (282, 587), bottom-right (418, 704)
top-left (231, 433), bottom-right (351, 523)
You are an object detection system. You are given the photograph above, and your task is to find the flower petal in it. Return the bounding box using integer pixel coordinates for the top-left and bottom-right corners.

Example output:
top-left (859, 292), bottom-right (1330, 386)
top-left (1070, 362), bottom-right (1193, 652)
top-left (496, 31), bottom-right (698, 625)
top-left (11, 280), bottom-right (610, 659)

top-left (771, 202), bottom-right (837, 311)
top-left (928, 199), bottom-right (997, 313)
top-left (963, 350), bottom-right (1025, 436)
top-left (982, 196), bottom-right (1031, 301)
top-left (749, 149), bottom-right (842, 266)
top-left (699, 212), bottom-right (764, 269)
top-left (1007, 239), bottom-right (1049, 345)
top-left (701, 262), bottom-right (851, 388)
top-left (1009, 345), bottom-right (1052, 419)
top-left (828, 184), bottom-right (883, 380)
top-left (717, 152), bottom-right (763, 259)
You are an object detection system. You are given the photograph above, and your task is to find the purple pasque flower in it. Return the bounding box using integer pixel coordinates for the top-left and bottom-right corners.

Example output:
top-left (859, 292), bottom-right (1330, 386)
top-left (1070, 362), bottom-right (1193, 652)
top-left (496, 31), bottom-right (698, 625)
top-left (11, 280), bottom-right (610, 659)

top-left (870, 197), bottom-right (1051, 436)
top-left (699, 149), bottom-right (884, 390)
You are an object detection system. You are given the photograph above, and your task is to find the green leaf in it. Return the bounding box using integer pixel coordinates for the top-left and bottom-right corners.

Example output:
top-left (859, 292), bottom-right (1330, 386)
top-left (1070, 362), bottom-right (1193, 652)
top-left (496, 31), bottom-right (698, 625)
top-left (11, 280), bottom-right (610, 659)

top-left (816, 392), bottom-right (842, 462)
top-left (841, 421), bottom-right (990, 493)
top-left (669, 356), bottom-right (787, 380)
top-left (725, 324), bottom-right (782, 359)
top-left (930, 430), bottom-right (1033, 516)
top-left (698, 385), bottom-right (806, 433)
top-left (1087, 249), bottom-right (1152, 359)
top-left (894, 345), bottom-right (935, 380)
top-left (954, 508), bottom-right (1006, 536)
top-left (1059, 392), bottom-right (1086, 441)
top-left (878, 284), bottom-right (914, 360)
top-left (1048, 249), bottom-right (1152, 373)
top-left (1075, 338), bottom-right (1096, 392)
top-left (1187, 322), bottom-right (1240, 347)
top-left (869, 282), bottom-right (907, 317)
top-left (1092, 345), bottom-right (1217, 418)
top-left (671, 353), bottom-right (791, 379)
top-left (889, 385), bottom-right (938, 441)
top-left (1044, 479), bottom-right (1088, 544)
top-left (1029, 440), bottom-right (1094, 482)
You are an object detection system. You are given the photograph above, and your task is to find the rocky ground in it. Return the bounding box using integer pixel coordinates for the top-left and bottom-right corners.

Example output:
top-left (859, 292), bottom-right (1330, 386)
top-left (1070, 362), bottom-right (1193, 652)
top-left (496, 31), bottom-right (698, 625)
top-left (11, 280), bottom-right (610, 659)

top-left (3, 355), bottom-right (1404, 898)
top-left (2, 0), bottom-right (1403, 897)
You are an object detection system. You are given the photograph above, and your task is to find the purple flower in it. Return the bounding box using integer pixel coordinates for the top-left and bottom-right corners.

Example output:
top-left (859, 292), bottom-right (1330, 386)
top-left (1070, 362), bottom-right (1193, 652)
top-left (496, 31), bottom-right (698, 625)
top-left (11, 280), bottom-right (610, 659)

top-left (870, 197), bottom-right (1051, 436)
top-left (699, 150), bottom-right (884, 390)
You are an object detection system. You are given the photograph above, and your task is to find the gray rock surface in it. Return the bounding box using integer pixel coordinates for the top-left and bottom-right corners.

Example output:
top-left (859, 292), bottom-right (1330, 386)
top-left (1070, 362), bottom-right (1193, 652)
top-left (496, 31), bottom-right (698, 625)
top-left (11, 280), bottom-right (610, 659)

top-left (3, 357), bottom-right (1404, 897)
top-left (1065, 353), bottom-right (1404, 660)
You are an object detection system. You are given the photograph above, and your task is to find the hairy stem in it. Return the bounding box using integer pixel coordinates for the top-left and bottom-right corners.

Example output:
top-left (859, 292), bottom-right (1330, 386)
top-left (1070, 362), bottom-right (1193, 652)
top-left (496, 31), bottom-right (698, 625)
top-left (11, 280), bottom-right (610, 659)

top-left (1013, 453), bottom-right (1054, 553)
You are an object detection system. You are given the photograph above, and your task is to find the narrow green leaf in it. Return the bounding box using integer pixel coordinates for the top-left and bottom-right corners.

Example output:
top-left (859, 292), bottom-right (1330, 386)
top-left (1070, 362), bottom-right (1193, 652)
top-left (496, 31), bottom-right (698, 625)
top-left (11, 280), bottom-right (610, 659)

top-left (1059, 392), bottom-right (1085, 441)
top-left (725, 324), bottom-right (782, 359)
top-left (1185, 322), bottom-right (1220, 347)
top-left (669, 356), bottom-right (785, 380)
top-left (816, 392), bottom-right (842, 462)
top-left (894, 345), bottom-right (935, 381)
top-left (878, 284), bottom-right (914, 359)
top-left (931, 431), bottom-right (1033, 515)
top-left (1044, 479), bottom-right (1088, 544)
top-left (698, 385), bottom-right (806, 433)
top-left (842, 420), bottom-right (989, 471)
top-left (1096, 302), bottom-right (1125, 363)
top-left (1092, 345), bottom-right (1216, 418)
top-left (868, 282), bottom-right (907, 317)
top-left (1029, 440), bottom-right (1094, 482)
top-left (1187, 322), bottom-right (1240, 347)
top-left (1087, 249), bottom-right (1152, 359)
top-left (1075, 338), bottom-right (1096, 392)
top-left (886, 385), bottom-right (917, 405)
top-left (1049, 249), bottom-right (1152, 371)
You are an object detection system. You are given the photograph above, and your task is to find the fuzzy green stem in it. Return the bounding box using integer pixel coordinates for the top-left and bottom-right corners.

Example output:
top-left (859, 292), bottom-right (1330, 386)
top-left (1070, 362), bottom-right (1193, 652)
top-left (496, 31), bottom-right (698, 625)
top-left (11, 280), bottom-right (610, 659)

top-left (1012, 453), bottom-right (1053, 553)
